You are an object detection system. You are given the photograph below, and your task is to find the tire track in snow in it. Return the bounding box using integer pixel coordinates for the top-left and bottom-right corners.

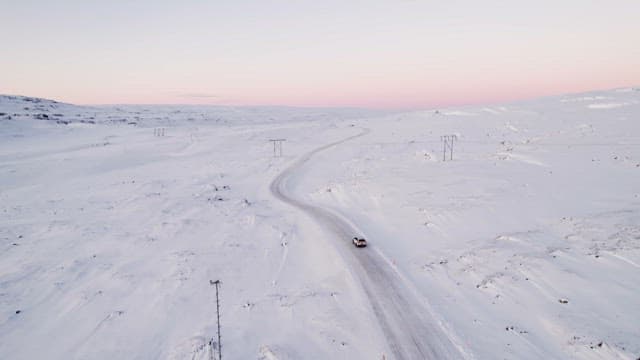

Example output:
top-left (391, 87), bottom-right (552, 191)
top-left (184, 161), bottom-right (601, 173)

top-left (270, 129), bottom-right (467, 359)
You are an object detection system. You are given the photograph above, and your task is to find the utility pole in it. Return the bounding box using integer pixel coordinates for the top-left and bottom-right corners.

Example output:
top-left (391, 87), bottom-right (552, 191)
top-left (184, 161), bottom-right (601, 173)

top-left (210, 280), bottom-right (222, 360)
top-left (269, 139), bottom-right (286, 157)
top-left (440, 135), bottom-right (457, 161)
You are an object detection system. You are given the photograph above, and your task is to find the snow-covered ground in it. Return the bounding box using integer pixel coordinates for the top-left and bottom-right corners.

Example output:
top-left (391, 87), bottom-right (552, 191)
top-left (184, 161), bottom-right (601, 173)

top-left (1, 88), bottom-right (639, 359)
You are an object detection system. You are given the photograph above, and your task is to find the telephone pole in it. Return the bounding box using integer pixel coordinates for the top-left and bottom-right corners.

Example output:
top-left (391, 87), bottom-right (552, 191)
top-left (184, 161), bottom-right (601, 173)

top-left (210, 280), bottom-right (222, 360)
top-left (440, 135), bottom-right (457, 161)
top-left (268, 139), bottom-right (286, 157)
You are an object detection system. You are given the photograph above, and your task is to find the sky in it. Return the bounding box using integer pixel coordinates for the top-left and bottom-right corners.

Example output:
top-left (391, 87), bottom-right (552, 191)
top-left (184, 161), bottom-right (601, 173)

top-left (1, 0), bottom-right (639, 109)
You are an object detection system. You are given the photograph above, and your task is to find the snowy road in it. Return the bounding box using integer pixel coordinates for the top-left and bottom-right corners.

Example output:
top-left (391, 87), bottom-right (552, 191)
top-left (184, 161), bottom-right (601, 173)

top-left (270, 129), bottom-right (466, 360)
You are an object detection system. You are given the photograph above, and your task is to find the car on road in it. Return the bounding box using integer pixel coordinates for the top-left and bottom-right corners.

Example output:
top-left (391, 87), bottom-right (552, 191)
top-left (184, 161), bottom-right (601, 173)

top-left (352, 237), bottom-right (367, 247)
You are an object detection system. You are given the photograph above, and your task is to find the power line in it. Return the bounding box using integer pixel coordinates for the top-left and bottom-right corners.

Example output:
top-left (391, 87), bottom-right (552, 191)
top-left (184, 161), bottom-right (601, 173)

top-left (357, 140), bottom-right (640, 146)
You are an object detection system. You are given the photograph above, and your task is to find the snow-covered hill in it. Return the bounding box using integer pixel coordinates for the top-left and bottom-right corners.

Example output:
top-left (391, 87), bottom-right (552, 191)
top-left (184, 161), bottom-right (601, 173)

top-left (1, 88), bottom-right (639, 359)
top-left (0, 94), bottom-right (387, 127)
top-left (300, 87), bottom-right (640, 359)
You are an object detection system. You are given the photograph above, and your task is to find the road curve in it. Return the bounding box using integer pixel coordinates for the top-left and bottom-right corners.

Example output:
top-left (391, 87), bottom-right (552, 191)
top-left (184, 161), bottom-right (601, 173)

top-left (270, 129), bottom-right (466, 359)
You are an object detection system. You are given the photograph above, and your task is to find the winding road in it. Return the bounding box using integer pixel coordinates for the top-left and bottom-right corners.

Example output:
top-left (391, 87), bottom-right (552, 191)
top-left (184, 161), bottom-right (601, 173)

top-left (270, 129), bottom-right (466, 359)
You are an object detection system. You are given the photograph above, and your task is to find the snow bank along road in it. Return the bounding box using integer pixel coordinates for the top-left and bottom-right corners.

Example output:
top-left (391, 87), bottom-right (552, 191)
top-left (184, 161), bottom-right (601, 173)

top-left (270, 129), bottom-right (467, 360)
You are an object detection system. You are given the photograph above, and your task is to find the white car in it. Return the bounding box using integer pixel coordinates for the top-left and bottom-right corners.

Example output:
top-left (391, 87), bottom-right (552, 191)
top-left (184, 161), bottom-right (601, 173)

top-left (352, 237), bottom-right (367, 247)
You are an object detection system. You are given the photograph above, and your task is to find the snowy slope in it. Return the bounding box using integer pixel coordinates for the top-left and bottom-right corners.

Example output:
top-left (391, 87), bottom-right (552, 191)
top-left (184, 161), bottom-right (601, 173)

top-left (1, 88), bottom-right (639, 359)
top-left (0, 99), bottom-right (392, 359)
top-left (299, 87), bottom-right (640, 359)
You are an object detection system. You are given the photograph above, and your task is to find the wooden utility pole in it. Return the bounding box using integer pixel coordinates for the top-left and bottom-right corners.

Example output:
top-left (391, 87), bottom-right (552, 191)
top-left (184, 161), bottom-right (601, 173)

top-left (440, 135), bottom-right (457, 161)
top-left (269, 139), bottom-right (286, 157)
top-left (210, 280), bottom-right (222, 360)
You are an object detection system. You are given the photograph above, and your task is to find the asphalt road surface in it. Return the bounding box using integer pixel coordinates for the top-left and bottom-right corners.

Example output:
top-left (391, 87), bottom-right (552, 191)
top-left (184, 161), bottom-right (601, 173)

top-left (270, 129), bottom-right (466, 359)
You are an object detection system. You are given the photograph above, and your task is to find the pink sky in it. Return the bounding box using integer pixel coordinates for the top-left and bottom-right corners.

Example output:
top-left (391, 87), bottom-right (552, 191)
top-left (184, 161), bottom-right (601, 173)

top-left (2, 1), bottom-right (639, 109)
